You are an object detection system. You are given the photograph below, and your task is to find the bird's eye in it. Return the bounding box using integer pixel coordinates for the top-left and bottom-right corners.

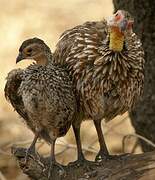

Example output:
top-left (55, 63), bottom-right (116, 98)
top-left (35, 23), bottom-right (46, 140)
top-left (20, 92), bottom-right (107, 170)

top-left (115, 13), bottom-right (119, 17)
top-left (27, 48), bottom-right (32, 53)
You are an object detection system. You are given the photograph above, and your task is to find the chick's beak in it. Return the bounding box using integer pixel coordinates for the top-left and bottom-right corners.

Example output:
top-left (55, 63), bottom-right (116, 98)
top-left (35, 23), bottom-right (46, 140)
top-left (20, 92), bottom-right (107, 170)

top-left (16, 52), bottom-right (23, 64)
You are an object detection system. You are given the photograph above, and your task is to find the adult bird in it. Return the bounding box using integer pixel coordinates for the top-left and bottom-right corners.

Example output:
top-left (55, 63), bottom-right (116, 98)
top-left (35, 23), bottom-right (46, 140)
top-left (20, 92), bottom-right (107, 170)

top-left (4, 38), bottom-right (77, 178)
top-left (53, 10), bottom-right (145, 161)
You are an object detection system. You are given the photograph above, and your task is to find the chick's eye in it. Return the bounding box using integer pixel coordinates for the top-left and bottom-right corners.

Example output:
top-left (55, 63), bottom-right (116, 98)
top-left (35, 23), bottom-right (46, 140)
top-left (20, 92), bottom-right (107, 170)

top-left (27, 48), bottom-right (32, 53)
top-left (115, 13), bottom-right (118, 17)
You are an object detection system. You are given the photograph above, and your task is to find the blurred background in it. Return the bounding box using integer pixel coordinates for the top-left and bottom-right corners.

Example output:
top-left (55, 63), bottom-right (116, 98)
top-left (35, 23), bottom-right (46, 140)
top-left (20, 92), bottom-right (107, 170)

top-left (0, 0), bottom-right (142, 179)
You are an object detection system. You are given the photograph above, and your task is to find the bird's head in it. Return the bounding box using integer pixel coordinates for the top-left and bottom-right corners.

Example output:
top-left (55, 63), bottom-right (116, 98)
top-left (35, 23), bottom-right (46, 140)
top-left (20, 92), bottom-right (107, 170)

top-left (107, 10), bottom-right (134, 34)
top-left (107, 10), bottom-right (134, 52)
top-left (16, 38), bottom-right (52, 65)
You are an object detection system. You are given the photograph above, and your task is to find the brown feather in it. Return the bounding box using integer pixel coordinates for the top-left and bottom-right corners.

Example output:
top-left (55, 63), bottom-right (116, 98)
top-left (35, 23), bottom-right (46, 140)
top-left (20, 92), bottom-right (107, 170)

top-left (53, 19), bottom-right (144, 122)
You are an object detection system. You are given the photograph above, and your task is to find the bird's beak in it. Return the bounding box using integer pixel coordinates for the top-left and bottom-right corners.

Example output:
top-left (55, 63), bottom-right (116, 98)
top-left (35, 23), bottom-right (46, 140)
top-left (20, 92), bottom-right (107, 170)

top-left (107, 16), bottom-right (115, 27)
top-left (118, 19), bottom-right (128, 32)
top-left (16, 52), bottom-right (23, 64)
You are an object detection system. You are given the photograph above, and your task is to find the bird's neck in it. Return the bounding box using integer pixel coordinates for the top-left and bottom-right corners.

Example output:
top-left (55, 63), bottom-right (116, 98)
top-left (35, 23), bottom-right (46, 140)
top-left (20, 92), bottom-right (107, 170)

top-left (109, 27), bottom-right (125, 52)
top-left (35, 56), bottom-right (48, 66)
top-left (35, 53), bottom-right (51, 66)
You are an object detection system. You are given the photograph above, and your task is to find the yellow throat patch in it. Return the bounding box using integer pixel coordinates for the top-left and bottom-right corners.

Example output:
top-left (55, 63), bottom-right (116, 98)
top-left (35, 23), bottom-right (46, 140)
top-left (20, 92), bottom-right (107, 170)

top-left (109, 27), bottom-right (125, 52)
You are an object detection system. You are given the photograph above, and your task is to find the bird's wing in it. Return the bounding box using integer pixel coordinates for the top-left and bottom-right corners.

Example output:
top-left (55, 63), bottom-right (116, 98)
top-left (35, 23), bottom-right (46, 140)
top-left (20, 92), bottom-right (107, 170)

top-left (53, 20), bottom-right (108, 66)
top-left (4, 68), bottom-right (29, 120)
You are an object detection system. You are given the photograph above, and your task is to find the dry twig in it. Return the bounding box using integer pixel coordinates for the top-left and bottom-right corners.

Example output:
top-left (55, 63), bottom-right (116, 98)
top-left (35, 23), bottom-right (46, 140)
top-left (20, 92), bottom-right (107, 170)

top-left (12, 146), bottom-right (155, 180)
top-left (122, 133), bottom-right (155, 153)
top-left (0, 171), bottom-right (7, 180)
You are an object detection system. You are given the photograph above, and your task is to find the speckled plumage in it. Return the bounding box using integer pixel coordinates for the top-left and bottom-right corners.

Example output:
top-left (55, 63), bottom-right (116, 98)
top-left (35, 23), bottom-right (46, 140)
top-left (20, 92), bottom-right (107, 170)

top-left (5, 38), bottom-right (77, 147)
top-left (53, 11), bottom-right (145, 159)
top-left (5, 38), bottom-right (78, 177)
top-left (5, 62), bottom-right (76, 144)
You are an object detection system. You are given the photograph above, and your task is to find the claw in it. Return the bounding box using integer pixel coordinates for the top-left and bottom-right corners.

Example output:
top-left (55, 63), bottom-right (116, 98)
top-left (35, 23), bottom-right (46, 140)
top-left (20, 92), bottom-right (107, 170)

top-left (68, 157), bottom-right (94, 172)
top-left (95, 151), bottom-right (130, 162)
top-left (107, 153), bottom-right (130, 160)
top-left (69, 158), bottom-right (90, 167)
top-left (47, 161), bottom-right (65, 180)
top-left (24, 146), bottom-right (35, 164)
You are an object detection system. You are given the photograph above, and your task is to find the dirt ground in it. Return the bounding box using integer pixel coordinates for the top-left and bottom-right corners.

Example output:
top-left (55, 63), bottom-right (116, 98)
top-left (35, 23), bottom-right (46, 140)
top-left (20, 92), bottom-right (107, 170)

top-left (0, 1), bottom-right (141, 179)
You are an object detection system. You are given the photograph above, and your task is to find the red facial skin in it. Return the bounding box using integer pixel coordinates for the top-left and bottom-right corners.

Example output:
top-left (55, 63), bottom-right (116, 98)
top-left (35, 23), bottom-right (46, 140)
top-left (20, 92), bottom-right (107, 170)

top-left (112, 10), bottom-right (134, 33)
top-left (114, 11), bottom-right (124, 22)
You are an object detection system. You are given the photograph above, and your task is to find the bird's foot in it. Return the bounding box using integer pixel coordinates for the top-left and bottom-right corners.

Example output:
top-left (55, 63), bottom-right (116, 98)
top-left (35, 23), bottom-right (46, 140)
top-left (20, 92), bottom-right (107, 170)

top-left (95, 151), bottom-right (130, 162)
top-left (24, 146), bottom-right (36, 164)
top-left (95, 149), bottom-right (109, 162)
top-left (69, 158), bottom-right (93, 167)
top-left (47, 160), bottom-right (65, 180)
top-left (68, 155), bottom-right (95, 172)
top-left (107, 153), bottom-right (130, 161)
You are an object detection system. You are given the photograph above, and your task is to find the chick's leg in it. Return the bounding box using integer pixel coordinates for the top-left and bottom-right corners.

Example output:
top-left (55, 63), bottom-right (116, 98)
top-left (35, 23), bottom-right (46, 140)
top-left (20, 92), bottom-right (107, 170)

top-left (25, 133), bottom-right (39, 163)
top-left (48, 139), bottom-right (65, 179)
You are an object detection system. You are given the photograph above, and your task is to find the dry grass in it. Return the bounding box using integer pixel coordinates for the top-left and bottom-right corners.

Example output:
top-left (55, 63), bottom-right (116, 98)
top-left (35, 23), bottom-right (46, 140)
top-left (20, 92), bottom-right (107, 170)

top-left (0, 1), bottom-right (142, 179)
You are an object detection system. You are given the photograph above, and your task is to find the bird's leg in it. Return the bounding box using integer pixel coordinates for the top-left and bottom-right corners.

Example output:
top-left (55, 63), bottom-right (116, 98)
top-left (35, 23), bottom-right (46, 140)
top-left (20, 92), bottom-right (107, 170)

top-left (94, 120), bottom-right (109, 161)
top-left (72, 123), bottom-right (85, 163)
top-left (48, 139), bottom-right (65, 179)
top-left (69, 123), bottom-right (93, 168)
top-left (94, 120), bottom-right (130, 161)
top-left (25, 133), bottom-right (39, 163)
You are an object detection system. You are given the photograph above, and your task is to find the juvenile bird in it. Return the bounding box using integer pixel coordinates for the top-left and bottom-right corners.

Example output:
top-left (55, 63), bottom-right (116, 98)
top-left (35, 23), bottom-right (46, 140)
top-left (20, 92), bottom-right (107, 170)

top-left (53, 10), bottom-right (145, 161)
top-left (5, 38), bottom-right (77, 178)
